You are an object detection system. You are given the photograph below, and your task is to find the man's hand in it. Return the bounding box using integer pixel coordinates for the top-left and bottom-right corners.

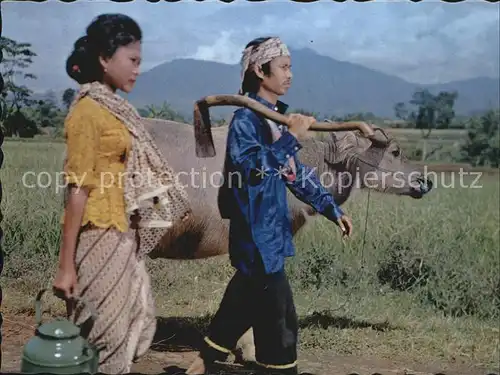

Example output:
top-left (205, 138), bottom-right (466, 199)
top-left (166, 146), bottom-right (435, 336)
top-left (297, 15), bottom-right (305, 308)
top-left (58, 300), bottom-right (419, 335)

top-left (287, 113), bottom-right (316, 139)
top-left (335, 215), bottom-right (353, 238)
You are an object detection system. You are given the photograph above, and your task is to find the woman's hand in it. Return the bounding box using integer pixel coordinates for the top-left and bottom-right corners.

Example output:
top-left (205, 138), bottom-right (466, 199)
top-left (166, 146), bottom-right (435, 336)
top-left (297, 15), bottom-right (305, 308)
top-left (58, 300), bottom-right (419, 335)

top-left (54, 184), bottom-right (88, 300)
top-left (53, 264), bottom-right (78, 300)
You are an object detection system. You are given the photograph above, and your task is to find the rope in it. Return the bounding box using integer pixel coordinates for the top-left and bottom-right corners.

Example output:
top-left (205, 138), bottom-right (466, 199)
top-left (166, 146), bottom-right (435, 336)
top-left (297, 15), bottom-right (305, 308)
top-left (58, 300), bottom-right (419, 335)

top-left (326, 124), bottom-right (392, 284)
top-left (360, 188), bottom-right (371, 273)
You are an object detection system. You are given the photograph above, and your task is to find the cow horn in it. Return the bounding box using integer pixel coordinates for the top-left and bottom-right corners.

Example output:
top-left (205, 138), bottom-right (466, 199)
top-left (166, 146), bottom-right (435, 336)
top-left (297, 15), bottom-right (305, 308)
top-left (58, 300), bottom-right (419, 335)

top-left (193, 94), bottom-right (383, 158)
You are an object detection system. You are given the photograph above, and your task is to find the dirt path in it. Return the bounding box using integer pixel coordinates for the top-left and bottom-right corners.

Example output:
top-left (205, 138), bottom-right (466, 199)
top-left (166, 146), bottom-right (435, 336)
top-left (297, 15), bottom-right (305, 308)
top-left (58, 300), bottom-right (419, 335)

top-left (1, 314), bottom-right (496, 375)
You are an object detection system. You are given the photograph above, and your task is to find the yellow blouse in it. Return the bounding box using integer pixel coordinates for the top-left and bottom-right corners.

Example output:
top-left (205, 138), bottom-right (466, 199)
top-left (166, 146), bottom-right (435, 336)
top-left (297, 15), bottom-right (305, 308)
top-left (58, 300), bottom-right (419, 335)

top-left (61, 96), bottom-right (132, 232)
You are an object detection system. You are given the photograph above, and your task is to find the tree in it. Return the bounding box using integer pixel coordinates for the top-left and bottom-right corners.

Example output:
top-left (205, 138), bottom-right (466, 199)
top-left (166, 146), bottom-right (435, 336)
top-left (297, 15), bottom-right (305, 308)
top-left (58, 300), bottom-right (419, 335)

top-left (62, 88), bottom-right (76, 110)
top-left (35, 99), bottom-right (61, 128)
top-left (394, 102), bottom-right (408, 121)
top-left (2, 109), bottom-right (38, 138)
top-left (0, 36), bottom-right (40, 137)
top-left (0, 36), bottom-right (37, 112)
top-left (460, 109), bottom-right (500, 167)
top-left (142, 102), bottom-right (185, 122)
top-left (394, 88), bottom-right (458, 161)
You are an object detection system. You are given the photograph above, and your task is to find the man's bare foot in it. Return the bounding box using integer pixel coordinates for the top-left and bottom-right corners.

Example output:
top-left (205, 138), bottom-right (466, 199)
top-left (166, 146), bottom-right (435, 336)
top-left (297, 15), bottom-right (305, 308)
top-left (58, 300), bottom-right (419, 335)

top-left (185, 355), bottom-right (206, 375)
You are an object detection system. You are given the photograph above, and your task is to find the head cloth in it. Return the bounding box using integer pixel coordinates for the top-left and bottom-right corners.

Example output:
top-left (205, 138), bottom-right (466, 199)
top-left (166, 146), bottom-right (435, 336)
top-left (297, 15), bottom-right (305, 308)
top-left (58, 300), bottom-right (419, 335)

top-left (239, 37), bottom-right (290, 94)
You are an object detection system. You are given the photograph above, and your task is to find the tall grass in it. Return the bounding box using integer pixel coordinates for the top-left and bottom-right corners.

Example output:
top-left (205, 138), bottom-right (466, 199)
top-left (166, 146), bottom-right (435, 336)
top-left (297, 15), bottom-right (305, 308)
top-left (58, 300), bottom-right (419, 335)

top-left (1, 140), bottom-right (499, 370)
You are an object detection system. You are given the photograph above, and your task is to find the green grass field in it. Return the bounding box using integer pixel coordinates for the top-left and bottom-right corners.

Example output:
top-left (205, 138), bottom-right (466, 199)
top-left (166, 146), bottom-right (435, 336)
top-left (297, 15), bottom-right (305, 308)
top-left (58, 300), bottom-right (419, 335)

top-left (1, 140), bottom-right (499, 372)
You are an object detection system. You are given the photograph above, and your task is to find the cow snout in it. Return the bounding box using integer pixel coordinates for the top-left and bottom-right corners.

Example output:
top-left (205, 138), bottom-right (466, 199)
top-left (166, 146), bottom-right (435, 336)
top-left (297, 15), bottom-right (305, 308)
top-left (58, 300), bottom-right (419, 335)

top-left (410, 177), bottom-right (433, 198)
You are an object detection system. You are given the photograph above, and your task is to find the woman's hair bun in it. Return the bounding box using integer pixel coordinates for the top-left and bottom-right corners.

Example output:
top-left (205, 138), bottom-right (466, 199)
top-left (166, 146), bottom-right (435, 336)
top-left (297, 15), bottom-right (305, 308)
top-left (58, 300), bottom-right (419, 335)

top-left (75, 36), bottom-right (88, 49)
top-left (66, 35), bottom-right (101, 85)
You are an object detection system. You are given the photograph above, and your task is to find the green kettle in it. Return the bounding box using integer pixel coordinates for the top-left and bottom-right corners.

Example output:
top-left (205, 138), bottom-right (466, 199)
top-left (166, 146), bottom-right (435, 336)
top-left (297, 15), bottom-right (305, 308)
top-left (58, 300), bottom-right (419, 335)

top-left (20, 289), bottom-right (99, 374)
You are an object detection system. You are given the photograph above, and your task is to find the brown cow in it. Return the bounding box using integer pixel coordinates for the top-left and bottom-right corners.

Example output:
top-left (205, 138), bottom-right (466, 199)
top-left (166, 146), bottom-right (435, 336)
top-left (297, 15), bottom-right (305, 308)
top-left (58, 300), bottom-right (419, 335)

top-left (143, 118), bottom-right (432, 260)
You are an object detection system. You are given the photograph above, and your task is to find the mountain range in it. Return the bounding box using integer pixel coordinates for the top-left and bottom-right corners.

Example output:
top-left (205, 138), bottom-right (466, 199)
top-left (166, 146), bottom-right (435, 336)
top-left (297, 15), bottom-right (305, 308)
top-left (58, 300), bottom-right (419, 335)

top-left (125, 47), bottom-right (499, 120)
top-left (35, 47), bottom-right (500, 121)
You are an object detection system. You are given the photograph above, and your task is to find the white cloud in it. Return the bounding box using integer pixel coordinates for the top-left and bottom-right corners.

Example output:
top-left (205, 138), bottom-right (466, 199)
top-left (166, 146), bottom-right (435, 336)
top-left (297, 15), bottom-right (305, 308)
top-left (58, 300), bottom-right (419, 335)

top-left (188, 30), bottom-right (242, 65)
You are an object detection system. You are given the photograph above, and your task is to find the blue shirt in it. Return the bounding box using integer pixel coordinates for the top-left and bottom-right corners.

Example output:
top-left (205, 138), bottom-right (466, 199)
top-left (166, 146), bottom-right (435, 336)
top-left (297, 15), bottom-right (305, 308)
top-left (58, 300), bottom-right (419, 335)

top-left (218, 92), bottom-right (344, 275)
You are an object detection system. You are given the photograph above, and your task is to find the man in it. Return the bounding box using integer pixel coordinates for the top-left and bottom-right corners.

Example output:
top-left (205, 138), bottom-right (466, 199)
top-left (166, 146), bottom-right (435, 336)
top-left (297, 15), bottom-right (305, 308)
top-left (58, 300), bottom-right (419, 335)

top-left (186, 36), bottom-right (353, 375)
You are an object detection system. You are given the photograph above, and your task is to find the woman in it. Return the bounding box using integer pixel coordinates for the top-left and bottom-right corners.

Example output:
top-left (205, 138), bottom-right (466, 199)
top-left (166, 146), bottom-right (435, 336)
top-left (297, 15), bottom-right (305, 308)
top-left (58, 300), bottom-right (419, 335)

top-left (53, 13), bottom-right (191, 373)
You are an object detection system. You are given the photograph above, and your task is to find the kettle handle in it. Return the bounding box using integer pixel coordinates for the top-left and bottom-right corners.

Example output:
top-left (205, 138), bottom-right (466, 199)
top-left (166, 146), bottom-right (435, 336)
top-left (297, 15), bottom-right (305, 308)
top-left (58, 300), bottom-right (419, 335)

top-left (35, 288), bottom-right (98, 327)
top-left (35, 289), bottom-right (48, 327)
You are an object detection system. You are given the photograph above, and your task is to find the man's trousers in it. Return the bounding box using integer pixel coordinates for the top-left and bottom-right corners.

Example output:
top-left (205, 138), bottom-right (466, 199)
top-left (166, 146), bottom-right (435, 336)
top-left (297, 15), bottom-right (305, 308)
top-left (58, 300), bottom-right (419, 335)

top-left (199, 268), bottom-right (299, 374)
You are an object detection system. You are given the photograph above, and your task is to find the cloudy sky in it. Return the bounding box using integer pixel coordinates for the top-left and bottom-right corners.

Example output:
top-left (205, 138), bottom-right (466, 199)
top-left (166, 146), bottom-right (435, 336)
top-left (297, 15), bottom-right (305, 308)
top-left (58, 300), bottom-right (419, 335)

top-left (2, 0), bottom-right (499, 93)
